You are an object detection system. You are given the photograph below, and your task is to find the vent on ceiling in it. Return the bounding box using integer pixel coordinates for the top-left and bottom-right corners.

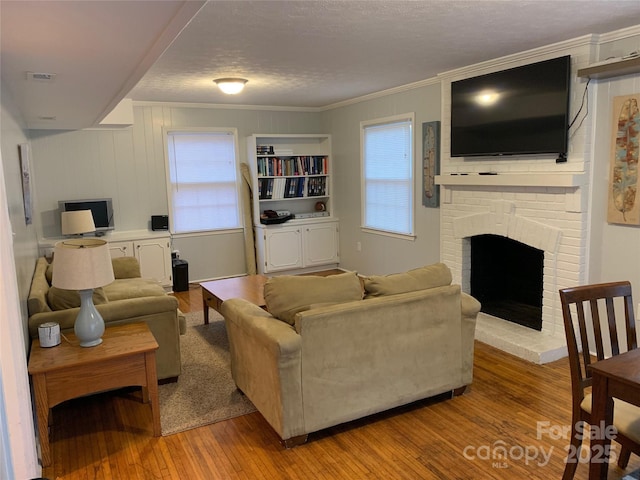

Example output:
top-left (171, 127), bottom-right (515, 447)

top-left (26, 72), bottom-right (56, 81)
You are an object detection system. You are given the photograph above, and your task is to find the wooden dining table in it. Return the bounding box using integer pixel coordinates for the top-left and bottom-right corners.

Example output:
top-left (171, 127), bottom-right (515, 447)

top-left (588, 347), bottom-right (640, 479)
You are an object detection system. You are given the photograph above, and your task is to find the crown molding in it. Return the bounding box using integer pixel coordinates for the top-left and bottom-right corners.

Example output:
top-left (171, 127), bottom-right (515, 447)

top-left (133, 77), bottom-right (440, 113)
top-left (318, 77), bottom-right (440, 111)
top-left (132, 100), bottom-right (322, 112)
top-left (595, 24), bottom-right (640, 43)
top-left (438, 34), bottom-right (596, 81)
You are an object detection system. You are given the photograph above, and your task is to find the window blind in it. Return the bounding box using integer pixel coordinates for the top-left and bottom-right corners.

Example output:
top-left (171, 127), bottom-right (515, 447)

top-left (362, 117), bottom-right (414, 236)
top-left (166, 131), bottom-right (241, 233)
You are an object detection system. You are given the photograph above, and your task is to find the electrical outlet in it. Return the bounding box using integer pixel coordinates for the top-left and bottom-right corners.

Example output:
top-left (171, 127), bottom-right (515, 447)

top-left (356, 241), bottom-right (362, 252)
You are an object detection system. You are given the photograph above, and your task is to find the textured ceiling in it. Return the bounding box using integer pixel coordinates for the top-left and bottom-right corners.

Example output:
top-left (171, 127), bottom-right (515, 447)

top-left (3, 1), bottom-right (640, 130)
top-left (0, 0), bottom-right (204, 129)
top-left (129, 0), bottom-right (640, 108)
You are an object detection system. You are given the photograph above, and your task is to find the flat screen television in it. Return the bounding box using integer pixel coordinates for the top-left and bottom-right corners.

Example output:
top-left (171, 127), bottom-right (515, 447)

top-left (450, 55), bottom-right (571, 158)
top-left (59, 198), bottom-right (114, 234)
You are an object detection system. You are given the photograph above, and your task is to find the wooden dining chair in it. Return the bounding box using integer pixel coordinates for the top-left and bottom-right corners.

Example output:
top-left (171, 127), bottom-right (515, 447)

top-left (559, 281), bottom-right (640, 480)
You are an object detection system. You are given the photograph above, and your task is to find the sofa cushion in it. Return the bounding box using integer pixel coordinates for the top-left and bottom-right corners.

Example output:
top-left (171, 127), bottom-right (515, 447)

top-left (28, 257), bottom-right (52, 315)
top-left (47, 286), bottom-right (108, 311)
top-left (45, 262), bottom-right (54, 284)
top-left (46, 256), bottom-right (141, 283)
top-left (264, 272), bottom-right (363, 325)
top-left (112, 256), bottom-right (141, 279)
top-left (103, 278), bottom-right (166, 301)
top-left (363, 263), bottom-right (452, 298)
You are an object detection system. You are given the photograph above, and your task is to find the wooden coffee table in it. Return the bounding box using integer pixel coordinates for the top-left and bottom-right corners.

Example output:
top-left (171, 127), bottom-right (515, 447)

top-left (28, 322), bottom-right (160, 467)
top-left (200, 274), bottom-right (267, 324)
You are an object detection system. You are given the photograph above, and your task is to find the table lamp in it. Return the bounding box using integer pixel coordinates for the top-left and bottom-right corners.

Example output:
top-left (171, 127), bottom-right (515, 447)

top-left (52, 238), bottom-right (114, 347)
top-left (61, 209), bottom-right (96, 236)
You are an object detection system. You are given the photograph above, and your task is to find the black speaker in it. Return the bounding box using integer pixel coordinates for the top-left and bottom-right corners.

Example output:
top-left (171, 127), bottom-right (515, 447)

top-left (151, 215), bottom-right (168, 231)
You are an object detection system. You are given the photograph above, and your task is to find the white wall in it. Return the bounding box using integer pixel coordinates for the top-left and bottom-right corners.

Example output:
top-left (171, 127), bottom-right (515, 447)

top-left (588, 29), bottom-right (640, 303)
top-left (29, 104), bottom-right (323, 281)
top-left (0, 81), bottom-right (40, 479)
top-left (321, 82), bottom-right (442, 275)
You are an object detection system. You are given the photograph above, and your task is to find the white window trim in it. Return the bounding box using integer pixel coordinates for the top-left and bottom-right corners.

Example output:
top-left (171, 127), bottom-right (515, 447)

top-left (163, 126), bottom-right (243, 234)
top-left (360, 112), bottom-right (416, 240)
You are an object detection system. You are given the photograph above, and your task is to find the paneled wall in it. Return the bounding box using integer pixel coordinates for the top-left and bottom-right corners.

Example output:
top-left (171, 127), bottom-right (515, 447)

top-left (0, 81), bottom-right (40, 479)
top-left (29, 105), bottom-right (322, 281)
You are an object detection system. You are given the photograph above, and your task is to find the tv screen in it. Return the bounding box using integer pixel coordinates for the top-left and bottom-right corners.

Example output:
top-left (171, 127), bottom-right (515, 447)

top-left (59, 198), bottom-right (114, 233)
top-left (450, 56), bottom-right (571, 157)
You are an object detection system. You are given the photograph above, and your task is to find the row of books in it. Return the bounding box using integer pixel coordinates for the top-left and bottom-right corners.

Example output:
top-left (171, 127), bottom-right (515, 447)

top-left (256, 156), bottom-right (328, 177)
top-left (258, 176), bottom-right (327, 199)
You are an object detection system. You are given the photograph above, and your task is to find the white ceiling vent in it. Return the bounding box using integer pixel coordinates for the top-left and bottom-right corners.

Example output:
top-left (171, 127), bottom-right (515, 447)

top-left (26, 72), bottom-right (56, 81)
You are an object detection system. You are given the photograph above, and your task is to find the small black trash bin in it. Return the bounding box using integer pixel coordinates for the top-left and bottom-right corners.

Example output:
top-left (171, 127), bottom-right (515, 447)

top-left (172, 258), bottom-right (189, 292)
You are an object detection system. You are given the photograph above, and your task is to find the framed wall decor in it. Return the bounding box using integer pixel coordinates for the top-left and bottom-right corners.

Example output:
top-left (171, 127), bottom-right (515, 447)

top-left (607, 94), bottom-right (640, 225)
top-left (422, 121), bottom-right (440, 208)
top-left (19, 143), bottom-right (32, 225)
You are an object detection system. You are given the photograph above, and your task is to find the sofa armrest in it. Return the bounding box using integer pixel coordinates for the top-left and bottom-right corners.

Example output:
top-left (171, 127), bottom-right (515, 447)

top-left (220, 298), bottom-right (304, 440)
top-left (461, 292), bottom-right (481, 319)
top-left (460, 292), bottom-right (481, 385)
top-left (28, 295), bottom-right (179, 338)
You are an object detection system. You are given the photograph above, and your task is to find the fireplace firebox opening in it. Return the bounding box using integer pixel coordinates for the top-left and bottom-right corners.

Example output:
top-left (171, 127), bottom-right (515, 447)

top-left (470, 234), bottom-right (543, 331)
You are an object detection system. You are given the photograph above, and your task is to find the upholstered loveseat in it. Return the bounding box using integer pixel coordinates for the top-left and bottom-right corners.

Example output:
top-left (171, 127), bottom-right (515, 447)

top-left (220, 263), bottom-right (481, 446)
top-left (28, 256), bottom-right (186, 381)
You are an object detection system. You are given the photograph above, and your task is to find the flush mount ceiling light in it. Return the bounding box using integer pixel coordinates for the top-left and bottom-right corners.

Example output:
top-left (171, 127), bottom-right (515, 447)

top-left (214, 78), bottom-right (248, 95)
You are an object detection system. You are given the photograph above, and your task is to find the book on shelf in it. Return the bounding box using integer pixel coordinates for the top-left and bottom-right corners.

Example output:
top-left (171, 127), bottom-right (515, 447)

top-left (256, 156), bottom-right (329, 177)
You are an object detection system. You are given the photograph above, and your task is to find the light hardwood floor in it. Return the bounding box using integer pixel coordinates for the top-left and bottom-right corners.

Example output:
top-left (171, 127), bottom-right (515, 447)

top-left (41, 284), bottom-right (640, 479)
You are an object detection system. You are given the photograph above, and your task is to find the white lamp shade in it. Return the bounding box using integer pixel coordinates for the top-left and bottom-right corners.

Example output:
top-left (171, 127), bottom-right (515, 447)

top-left (61, 210), bottom-right (95, 235)
top-left (52, 239), bottom-right (114, 290)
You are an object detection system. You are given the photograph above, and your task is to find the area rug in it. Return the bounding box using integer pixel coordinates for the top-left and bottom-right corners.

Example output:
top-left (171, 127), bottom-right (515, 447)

top-left (158, 310), bottom-right (256, 435)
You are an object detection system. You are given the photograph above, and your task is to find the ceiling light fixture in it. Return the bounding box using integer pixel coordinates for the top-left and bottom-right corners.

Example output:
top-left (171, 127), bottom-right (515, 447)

top-left (214, 78), bottom-right (248, 95)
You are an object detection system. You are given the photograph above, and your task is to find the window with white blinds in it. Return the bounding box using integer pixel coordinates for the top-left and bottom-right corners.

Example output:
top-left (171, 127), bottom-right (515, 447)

top-left (361, 114), bottom-right (415, 237)
top-left (166, 130), bottom-right (241, 234)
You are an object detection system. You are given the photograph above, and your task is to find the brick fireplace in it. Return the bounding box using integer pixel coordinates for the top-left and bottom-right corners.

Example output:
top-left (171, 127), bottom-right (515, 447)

top-left (437, 174), bottom-right (588, 363)
top-left (436, 50), bottom-right (592, 363)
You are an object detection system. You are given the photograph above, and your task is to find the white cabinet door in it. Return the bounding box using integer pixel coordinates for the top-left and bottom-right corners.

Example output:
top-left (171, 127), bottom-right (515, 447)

top-left (109, 241), bottom-right (134, 258)
top-left (134, 237), bottom-right (172, 287)
top-left (264, 227), bottom-right (303, 272)
top-left (303, 222), bottom-right (339, 266)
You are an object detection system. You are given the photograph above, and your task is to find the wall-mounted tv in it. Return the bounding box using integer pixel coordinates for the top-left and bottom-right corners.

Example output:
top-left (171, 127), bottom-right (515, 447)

top-left (450, 55), bottom-right (571, 158)
top-left (59, 198), bottom-right (114, 234)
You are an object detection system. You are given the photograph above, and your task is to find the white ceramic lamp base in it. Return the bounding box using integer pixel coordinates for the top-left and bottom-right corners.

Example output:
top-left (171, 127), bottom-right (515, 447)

top-left (75, 289), bottom-right (105, 347)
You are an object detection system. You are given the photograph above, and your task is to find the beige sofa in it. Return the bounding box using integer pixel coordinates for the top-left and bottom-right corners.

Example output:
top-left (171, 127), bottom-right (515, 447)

top-left (220, 263), bottom-right (481, 446)
top-left (28, 256), bottom-right (186, 381)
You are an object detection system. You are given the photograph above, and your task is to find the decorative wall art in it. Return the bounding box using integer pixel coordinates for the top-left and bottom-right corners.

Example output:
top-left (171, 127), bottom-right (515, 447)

top-left (608, 94), bottom-right (640, 225)
top-left (422, 121), bottom-right (440, 208)
top-left (19, 143), bottom-right (32, 225)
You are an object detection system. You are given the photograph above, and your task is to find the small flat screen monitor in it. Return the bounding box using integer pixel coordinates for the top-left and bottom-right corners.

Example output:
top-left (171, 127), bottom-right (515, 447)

top-left (59, 198), bottom-right (114, 233)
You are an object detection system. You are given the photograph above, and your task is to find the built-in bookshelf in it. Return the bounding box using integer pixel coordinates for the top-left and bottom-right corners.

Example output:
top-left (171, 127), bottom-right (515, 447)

top-left (248, 134), bottom-right (332, 225)
top-left (247, 134), bottom-right (339, 274)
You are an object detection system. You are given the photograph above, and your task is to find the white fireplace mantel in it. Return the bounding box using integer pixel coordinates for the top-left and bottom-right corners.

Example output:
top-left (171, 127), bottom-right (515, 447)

top-left (435, 172), bottom-right (586, 188)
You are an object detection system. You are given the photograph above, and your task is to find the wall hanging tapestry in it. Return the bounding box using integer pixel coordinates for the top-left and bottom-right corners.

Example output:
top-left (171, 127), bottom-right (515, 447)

top-left (608, 94), bottom-right (640, 225)
top-left (422, 121), bottom-right (440, 208)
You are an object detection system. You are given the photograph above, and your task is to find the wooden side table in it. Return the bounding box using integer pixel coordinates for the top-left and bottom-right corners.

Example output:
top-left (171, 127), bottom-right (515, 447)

top-left (28, 322), bottom-right (160, 467)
